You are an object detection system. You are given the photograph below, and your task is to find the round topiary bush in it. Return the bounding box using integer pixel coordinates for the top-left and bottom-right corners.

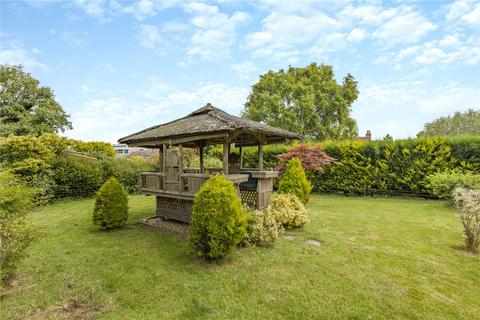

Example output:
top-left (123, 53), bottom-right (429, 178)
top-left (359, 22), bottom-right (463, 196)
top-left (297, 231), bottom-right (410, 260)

top-left (277, 157), bottom-right (312, 204)
top-left (93, 177), bottom-right (128, 230)
top-left (189, 175), bottom-right (248, 260)
top-left (268, 193), bottom-right (309, 229)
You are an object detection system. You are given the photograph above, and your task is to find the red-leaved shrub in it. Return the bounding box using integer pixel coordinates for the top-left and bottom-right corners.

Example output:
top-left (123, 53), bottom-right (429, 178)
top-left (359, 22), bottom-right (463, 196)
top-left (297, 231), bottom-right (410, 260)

top-left (276, 145), bottom-right (335, 174)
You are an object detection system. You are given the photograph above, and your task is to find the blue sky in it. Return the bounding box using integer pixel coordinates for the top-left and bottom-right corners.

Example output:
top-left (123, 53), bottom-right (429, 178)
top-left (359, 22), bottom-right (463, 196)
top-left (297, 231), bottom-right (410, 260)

top-left (1, 0), bottom-right (479, 142)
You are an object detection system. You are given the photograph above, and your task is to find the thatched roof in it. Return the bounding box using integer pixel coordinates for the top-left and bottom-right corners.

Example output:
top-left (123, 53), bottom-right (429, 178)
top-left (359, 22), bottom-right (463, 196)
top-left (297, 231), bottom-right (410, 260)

top-left (118, 103), bottom-right (302, 147)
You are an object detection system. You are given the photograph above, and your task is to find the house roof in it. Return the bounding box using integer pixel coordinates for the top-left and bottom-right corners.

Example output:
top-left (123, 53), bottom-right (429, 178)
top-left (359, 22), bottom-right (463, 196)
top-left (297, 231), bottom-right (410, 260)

top-left (118, 103), bottom-right (303, 147)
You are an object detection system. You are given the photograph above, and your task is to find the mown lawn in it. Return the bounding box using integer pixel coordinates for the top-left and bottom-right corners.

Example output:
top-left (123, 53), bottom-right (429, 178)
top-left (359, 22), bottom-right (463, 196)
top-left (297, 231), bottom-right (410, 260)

top-left (1, 194), bottom-right (479, 319)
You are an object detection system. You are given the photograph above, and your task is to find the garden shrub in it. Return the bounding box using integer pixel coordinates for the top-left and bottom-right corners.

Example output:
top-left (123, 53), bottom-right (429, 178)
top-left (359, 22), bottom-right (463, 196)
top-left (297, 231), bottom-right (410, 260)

top-left (189, 175), bottom-right (248, 260)
top-left (276, 144), bottom-right (335, 174)
top-left (278, 158), bottom-right (312, 204)
top-left (67, 139), bottom-right (115, 159)
top-left (428, 172), bottom-right (480, 200)
top-left (238, 137), bottom-right (480, 197)
top-left (452, 187), bottom-right (480, 252)
top-left (93, 177), bottom-right (128, 230)
top-left (100, 158), bottom-right (154, 194)
top-left (267, 193), bottom-right (309, 229)
top-left (51, 156), bottom-right (104, 198)
top-left (0, 172), bottom-right (37, 285)
top-left (244, 207), bottom-right (280, 246)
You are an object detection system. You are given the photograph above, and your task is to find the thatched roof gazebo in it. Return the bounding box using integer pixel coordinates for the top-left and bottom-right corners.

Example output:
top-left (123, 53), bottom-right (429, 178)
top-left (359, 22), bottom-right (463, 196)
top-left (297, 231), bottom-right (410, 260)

top-left (118, 103), bottom-right (302, 222)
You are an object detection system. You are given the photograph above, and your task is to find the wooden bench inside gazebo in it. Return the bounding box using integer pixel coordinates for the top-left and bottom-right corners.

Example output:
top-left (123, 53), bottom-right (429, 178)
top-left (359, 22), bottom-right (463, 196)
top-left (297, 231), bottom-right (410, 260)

top-left (118, 103), bottom-right (302, 223)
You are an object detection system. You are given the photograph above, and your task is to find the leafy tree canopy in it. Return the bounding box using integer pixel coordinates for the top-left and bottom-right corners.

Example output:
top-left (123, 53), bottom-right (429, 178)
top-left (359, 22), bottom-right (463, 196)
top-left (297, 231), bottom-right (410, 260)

top-left (417, 109), bottom-right (480, 137)
top-left (0, 65), bottom-right (72, 136)
top-left (242, 63), bottom-right (359, 140)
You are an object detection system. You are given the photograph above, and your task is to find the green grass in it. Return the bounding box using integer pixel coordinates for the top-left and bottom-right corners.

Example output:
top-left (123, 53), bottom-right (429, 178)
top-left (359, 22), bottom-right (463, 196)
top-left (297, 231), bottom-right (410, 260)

top-left (1, 195), bottom-right (479, 319)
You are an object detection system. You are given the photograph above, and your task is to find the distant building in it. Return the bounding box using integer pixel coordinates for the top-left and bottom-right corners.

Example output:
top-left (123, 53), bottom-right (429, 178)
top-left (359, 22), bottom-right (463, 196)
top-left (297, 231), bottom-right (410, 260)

top-left (358, 130), bottom-right (372, 141)
top-left (112, 144), bottom-right (153, 159)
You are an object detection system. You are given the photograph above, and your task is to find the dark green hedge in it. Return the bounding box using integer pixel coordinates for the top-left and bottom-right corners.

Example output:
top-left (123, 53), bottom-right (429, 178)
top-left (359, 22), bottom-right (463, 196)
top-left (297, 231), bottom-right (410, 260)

top-left (239, 137), bottom-right (480, 197)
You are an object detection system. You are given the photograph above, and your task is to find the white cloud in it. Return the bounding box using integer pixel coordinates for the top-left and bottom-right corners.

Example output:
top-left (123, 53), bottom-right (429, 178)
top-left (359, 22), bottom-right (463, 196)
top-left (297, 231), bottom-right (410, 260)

top-left (138, 24), bottom-right (162, 48)
top-left (122, 0), bottom-right (156, 20)
top-left (68, 80), bottom-right (250, 142)
top-left (338, 4), bottom-right (397, 26)
top-left (244, 10), bottom-right (341, 61)
top-left (357, 79), bottom-right (479, 115)
top-left (245, 11), bottom-right (339, 49)
top-left (183, 2), bottom-right (250, 59)
top-left (413, 34), bottom-right (480, 65)
top-left (72, 0), bottom-right (179, 21)
top-left (444, 0), bottom-right (480, 29)
top-left (462, 2), bottom-right (480, 26)
top-left (0, 42), bottom-right (47, 70)
top-left (72, 0), bottom-right (105, 17)
top-left (347, 28), bottom-right (367, 43)
top-left (69, 97), bottom-right (169, 142)
top-left (416, 82), bottom-right (480, 113)
top-left (373, 9), bottom-right (437, 45)
top-left (60, 32), bottom-right (86, 48)
top-left (445, 0), bottom-right (472, 21)
top-left (438, 34), bottom-right (461, 47)
top-left (231, 61), bottom-right (259, 80)
top-left (396, 46), bottom-right (421, 60)
top-left (353, 78), bottom-right (480, 138)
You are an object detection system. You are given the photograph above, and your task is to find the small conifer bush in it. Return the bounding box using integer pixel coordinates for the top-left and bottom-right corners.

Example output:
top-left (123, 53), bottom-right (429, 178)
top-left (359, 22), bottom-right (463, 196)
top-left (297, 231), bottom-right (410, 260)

top-left (268, 193), bottom-right (309, 229)
top-left (93, 177), bottom-right (128, 230)
top-left (278, 158), bottom-right (312, 204)
top-left (189, 175), bottom-right (248, 260)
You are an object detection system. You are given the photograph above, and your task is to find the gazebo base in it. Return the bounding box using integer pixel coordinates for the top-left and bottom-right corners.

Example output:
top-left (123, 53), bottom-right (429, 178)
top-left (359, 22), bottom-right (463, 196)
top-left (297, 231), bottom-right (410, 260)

top-left (156, 196), bottom-right (193, 223)
top-left (154, 185), bottom-right (273, 223)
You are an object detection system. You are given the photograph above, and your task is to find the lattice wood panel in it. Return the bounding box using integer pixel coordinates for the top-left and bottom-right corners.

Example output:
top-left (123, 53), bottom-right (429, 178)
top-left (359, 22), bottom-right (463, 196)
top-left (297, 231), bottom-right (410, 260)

top-left (156, 197), bottom-right (193, 222)
top-left (240, 188), bottom-right (257, 208)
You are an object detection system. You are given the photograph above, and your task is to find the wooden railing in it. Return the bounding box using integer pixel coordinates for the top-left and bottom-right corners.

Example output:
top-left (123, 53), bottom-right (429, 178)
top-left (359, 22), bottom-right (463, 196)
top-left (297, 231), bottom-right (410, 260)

top-left (139, 172), bottom-right (164, 192)
top-left (138, 171), bottom-right (211, 195)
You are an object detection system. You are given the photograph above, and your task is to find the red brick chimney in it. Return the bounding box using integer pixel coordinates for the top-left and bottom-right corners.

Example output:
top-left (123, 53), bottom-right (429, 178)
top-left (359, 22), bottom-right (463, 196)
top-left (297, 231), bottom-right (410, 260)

top-left (365, 130), bottom-right (371, 141)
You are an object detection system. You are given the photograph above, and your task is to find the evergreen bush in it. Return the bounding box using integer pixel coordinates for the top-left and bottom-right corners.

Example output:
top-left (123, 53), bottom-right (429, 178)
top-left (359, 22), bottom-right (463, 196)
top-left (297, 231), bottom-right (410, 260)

top-left (428, 172), bottom-right (480, 200)
top-left (267, 193), bottom-right (309, 229)
top-left (189, 175), bottom-right (248, 260)
top-left (51, 156), bottom-right (104, 198)
top-left (93, 177), bottom-right (128, 230)
top-left (278, 158), bottom-right (312, 203)
top-left (0, 172), bottom-right (37, 285)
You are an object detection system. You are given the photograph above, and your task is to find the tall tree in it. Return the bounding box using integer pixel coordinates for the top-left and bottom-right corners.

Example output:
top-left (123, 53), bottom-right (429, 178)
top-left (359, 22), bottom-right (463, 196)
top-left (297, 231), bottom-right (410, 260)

top-left (417, 109), bottom-right (480, 137)
top-left (242, 63), bottom-right (359, 140)
top-left (0, 65), bottom-right (72, 136)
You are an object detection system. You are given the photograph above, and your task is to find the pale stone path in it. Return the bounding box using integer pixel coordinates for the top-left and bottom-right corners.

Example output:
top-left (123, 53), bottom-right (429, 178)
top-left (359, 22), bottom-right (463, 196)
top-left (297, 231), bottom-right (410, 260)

top-left (306, 239), bottom-right (322, 247)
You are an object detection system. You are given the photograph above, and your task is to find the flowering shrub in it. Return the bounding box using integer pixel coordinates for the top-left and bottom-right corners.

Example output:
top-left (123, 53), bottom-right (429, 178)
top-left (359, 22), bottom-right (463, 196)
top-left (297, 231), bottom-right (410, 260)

top-left (245, 208), bottom-right (280, 246)
top-left (276, 144), bottom-right (335, 174)
top-left (278, 158), bottom-right (312, 203)
top-left (268, 193), bottom-right (309, 229)
top-left (452, 187), bottom-right (480, 252)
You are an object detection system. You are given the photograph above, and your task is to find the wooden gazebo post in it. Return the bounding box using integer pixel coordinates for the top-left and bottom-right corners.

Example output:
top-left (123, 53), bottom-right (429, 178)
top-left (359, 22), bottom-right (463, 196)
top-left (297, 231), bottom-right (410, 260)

top-left (223, 139), bottom-right (229, 175)
top-left (258, 142), bottom-right (263, 171)
top-left (199, 144), bottom-right (205, 174)
top-left (239, 144), bottom-right (243, 170)
top-left (162, 144), bottom-right (167, 190)
top-left (158, 146), bottom-right (163, 172)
